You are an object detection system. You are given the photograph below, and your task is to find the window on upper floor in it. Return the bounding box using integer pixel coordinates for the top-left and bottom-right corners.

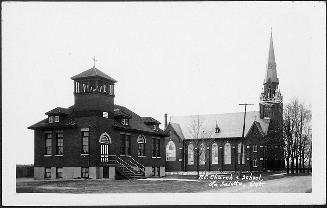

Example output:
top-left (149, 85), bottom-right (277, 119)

top-left (153, 125), bottom-right (158, 131)
top-left (56, 132), bottom-right (64, 155)
top-left (81, 128), bottom-right (89, 154)
top-left (152, 137), bottom-right (160, 158)
top-left (45, 132), bottom-right (52, 155)
top-left (49, 116), bottom-right (53, 123)
top-left (54, 116), bottom-right (59, 123)
top-left (103, 112), bottom-right (108, 118)
top-left (137, 135), bottom-right (146, 157)
top-left (122, 118), bottom-right (129, 126)
top-left (253, 145), bottom-right (258, 153)
top-left (253, 159), bottom-right (257, 167)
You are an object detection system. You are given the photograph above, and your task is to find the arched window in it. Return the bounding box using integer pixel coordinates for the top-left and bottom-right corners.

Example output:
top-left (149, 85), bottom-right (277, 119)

top-left (199, 143), bottom-right (206, 165)
top-left (166, 141), bottom-right (176, 161)
top-left (187, 143), bottom-right (194, 165)
top-left (224, 142), bottom-right (231, 164)
top-left (237, 143), bottom-right (245, 164)
top-left (137, 135), bottom-right (146, 157)
top-left (212, 143), bottom-right (218, 164)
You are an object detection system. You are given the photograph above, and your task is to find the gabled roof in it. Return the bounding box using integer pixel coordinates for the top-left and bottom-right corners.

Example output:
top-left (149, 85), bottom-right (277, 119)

top-left (166, 122), bottom-right (185, 141)
top-left (142, 117), bottom-right (161, 125)
top-left (246, 120), bottom-right (265, 137)
top-left (170, 111), bottom-right (270, 140)
top-left (113, 105), bottom-right (166, 136)
top-left (71, 67), bottom-right (117, 83)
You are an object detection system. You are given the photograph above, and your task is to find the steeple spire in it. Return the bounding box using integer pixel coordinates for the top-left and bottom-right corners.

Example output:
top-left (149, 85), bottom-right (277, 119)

top-left (268, 28), bottom-right (276, 66)
top-left (264, 29), bottom-right (279, 84)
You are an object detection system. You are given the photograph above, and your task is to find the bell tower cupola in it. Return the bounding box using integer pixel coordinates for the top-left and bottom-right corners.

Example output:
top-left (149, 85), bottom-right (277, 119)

top-left (71, 60), bottom-right (117, 116)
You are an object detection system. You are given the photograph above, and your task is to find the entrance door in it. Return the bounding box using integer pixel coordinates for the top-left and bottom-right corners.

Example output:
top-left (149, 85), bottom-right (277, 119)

top-left (100, 144), bottom-right (109, 163)
top-left (103, 167), bottom-right (109, 178)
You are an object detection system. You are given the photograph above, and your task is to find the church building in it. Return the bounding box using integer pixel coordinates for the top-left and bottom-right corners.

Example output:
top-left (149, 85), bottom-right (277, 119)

top-left (165, 32), bottom-right (285, 173)
top-left (29, 64), bottom-right (167, 180)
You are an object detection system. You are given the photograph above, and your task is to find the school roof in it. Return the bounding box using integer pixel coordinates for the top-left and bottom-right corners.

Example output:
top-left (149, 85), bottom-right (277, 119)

top-left (169, 111), bottom-right (270, 140)
top-left (28, 104), bottom-right (166, 136)
top-left (71, 66), bottom-right (117, 83)
top-left (113, 105), bottom-right (166, 136)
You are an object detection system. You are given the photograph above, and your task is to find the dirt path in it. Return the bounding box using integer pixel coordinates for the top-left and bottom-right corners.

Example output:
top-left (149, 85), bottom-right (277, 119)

top-left (203, 175), bottom-right (312, 193)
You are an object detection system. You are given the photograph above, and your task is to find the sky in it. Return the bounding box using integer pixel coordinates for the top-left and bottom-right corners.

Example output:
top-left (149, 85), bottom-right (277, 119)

top-left (2, 2), bottom-right (325, 165)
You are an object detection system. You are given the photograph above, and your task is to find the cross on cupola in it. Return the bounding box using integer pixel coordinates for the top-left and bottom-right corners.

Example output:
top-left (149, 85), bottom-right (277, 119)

top-left (93, 56), bottom-right (97, 68)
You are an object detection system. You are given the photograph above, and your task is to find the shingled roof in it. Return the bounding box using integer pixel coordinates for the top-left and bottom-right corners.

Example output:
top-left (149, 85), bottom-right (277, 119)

top-left (142, 117), bottom-right (161, 124)
top-left (45, 107), bottom-right (71, 115)
top-left (71, 67), bottom-right (117, 83)
top-left (169, 111), bottom-right (270, 140)
top-left (113, 105), bottom-right (166, 136)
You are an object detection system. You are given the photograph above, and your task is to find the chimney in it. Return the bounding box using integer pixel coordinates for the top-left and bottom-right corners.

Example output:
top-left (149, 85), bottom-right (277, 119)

top-left (164, 113), bottom-right (168, 128)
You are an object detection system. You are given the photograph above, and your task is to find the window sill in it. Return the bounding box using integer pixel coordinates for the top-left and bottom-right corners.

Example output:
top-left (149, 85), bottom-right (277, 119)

top-left (55, 155), bottom-right (63, 157)
top-left (152, 157), bottom-right (161, 159)
top-left (44, 155), bottom-right (52, 157)
top-left (138, 156), bottom-right (146, 158)
top-left (81, 154), bottom-right (89, 156)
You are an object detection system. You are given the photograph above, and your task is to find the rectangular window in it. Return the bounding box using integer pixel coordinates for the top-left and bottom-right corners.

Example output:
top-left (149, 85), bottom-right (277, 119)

top-left (153, 125), bottom-right (157, 131)
top-left (253, 145), bottom-right (258, 153)
top-left (152, 167), bottom-right (155, 176)
top-left (49, 116), bottom-right (53, 123)
top-left (81, 129), bottom-right (89, 154)
top-left (45, 167), bottom-right (51, 178)
top-left (152, 138), bottom-right (160, 158)
top-left (56, 132), bottom-right (64, 155)
top-left (253, 159), bottom-right (257, 167)
top-left (120, 134), bottom-right (131, 155)
top-left (45, 133), bottom-right (52, 155)
top-left (56, 167), bottom-right (63, 178)
top-left (122, 118), bottom-right (129, 126)
top-left (81, 167), bottom-right (89, 178)
top-left (54, 116), bottom-right (59, 122)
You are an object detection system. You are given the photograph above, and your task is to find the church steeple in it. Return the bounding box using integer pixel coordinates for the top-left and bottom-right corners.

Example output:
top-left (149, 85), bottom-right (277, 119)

top-left (264, 29), bottom-right (279, 84)
top-left (259, 30), bottom-right (283, 120)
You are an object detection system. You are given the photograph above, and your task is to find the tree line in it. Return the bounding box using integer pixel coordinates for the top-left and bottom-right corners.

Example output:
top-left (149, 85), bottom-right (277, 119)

top-left (283, 98), bottom-right (312, 174)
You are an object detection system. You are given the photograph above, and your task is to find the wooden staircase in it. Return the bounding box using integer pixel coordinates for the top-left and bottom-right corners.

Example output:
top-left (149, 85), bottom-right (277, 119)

top-left (103, 155), bottom-right (146, 179)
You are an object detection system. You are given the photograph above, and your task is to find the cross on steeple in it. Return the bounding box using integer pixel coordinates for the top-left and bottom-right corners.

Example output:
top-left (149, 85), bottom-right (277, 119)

top-left (93, 56), bottom-right (97, 68)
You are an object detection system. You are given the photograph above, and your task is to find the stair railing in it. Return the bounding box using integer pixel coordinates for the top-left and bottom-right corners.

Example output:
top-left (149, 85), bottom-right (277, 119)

top-left (126, 155), bottom-right (146, 173)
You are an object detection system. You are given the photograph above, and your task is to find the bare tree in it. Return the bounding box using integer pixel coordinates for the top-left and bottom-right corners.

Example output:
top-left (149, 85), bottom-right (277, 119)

top-left (283, 99), bottom-right (311, 174)
top-left (188, 116), bottom-right (214, 178)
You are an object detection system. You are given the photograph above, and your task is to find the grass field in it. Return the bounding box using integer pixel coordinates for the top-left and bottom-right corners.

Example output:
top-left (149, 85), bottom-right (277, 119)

top-left (16, 172), bottom-right (311, 193)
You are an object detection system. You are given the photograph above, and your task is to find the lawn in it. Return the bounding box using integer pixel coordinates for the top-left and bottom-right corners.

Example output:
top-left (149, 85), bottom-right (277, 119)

top-left (16, 172), bottom-right (311, 193)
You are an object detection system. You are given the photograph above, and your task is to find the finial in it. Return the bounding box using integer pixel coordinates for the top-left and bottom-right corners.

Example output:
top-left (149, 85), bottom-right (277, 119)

top-left (92, 56), bottom-right (97, 68)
